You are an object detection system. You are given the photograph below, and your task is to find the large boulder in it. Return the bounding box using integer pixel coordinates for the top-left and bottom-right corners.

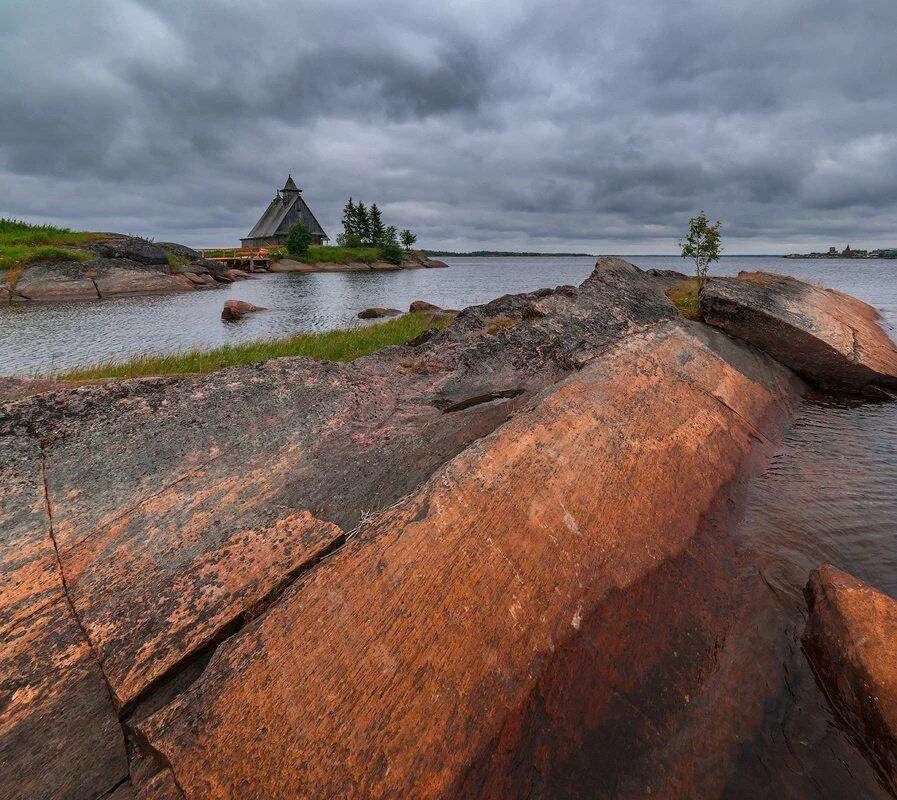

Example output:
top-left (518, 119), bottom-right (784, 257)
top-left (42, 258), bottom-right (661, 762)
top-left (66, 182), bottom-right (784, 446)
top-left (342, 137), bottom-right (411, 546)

top-left (221, 300), bottom-right (265, 321)
top-left (803, 566), bottom-right (897, 794)
top-left (700, 271), bottom-right (897, 396)
top-left (89, 235), bottom-right (168, 266)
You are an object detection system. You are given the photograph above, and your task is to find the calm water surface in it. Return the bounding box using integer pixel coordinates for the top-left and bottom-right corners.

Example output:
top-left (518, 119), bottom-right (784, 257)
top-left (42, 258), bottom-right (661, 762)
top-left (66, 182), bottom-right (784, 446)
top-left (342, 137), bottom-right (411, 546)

top-left (2, 255), bottom-right (896, 796)
top-left (2, 255), bottom-right (895, 376)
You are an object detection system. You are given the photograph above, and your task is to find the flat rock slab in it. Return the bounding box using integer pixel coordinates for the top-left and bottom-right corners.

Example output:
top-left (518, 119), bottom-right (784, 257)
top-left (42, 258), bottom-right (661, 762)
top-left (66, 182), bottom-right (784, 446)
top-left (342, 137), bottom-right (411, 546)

top-left (14, 262), bottom-right (100, 300)
top-left (0, 433), bottom-right (125, 799)
top-left (137, 322), bottom-right (801, 799)
top-left (803, 565), bottom-right (897, 793)
top-left (700, 271), bottom-right (897, 395)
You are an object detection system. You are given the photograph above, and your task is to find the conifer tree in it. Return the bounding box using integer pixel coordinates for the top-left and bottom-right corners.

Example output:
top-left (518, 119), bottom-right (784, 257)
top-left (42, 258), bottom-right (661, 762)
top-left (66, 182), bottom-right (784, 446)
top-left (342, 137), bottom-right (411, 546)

top-left (369, 204), bottom-right (386, 247)
top-left (355, 202), bottom-right (371, 246)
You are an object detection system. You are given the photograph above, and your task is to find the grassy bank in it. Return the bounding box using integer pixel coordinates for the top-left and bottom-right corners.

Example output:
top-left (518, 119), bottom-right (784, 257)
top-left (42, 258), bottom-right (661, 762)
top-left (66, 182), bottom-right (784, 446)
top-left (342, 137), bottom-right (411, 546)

top-left (60, 312), bottom-right (441, 381)
top-left (270, 244), bottom-right (382, 264)
top-left (1, 218), bottom-right (99, 281)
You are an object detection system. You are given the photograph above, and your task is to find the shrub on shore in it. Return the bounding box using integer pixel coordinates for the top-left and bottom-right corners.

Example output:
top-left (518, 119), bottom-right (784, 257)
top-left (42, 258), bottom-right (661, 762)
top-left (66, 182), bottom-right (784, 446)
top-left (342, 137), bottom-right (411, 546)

top-left (59, 312), bottom-right (446, 381)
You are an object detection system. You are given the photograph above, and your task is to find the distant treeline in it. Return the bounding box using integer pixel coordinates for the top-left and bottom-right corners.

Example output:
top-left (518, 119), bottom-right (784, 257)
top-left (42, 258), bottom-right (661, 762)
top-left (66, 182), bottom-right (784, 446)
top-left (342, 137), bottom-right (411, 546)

top-left (424, 250), bottom-right (596, 258)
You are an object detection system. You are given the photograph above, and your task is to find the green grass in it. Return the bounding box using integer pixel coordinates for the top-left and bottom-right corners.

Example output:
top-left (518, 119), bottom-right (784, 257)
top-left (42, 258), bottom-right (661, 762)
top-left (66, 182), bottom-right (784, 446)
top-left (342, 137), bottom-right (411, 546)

top-left (59, 312), bottom-right (443, 381)
top-left (665, 278), bottom-right (703, 320)
top-left (1, 218), bottom-right (100, 283)
top-left (271, 245), bottom-right (382, 264)
top-left (166, 251), bottom-right (191, 270)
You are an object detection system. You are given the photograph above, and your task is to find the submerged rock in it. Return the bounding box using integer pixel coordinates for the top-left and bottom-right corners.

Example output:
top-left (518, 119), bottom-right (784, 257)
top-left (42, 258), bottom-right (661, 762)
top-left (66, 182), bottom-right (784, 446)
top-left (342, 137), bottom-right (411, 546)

top-left (803, 565), bottom-right (897, 794)
top-left (700, 271), bottom-right (897, 396)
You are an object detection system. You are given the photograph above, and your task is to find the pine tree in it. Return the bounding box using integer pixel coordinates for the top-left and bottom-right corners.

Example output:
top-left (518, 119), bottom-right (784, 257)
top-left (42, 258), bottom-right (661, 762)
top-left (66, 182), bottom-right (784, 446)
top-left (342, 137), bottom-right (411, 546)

top-left (355, 202), bottom-right (371, 246)
top-left (369, 204), bottom-right (386, 247)
top-left (400, 229), bottom-right (417, 251)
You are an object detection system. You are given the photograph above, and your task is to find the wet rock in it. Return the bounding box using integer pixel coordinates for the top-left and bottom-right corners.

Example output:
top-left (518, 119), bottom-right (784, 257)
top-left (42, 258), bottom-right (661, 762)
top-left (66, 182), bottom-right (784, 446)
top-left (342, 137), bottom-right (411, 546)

top-left (90, 236), bottom-right (168, 266)
top-left (358, 307), bottom-right (402, 319)
top-left (803, 565), bottom-right (897, 794)
top-left (14, 262), bottom-right (100, 300)
top-left (409, 300), bottom-right (441, 312)
top-left (369, 260), bottom-right (402, 271)
top-left (221, 300), bottom-right (265, 321)
top-left (700, 271), bottom-right (897, 396)
top-left (137, 322), bottom-right (801, 799)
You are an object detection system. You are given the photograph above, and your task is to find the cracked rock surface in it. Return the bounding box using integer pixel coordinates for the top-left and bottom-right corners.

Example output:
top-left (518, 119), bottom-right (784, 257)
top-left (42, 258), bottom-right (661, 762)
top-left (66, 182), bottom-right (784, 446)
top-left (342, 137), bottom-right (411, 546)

top-left (1, 258), bottom-right (895, 798)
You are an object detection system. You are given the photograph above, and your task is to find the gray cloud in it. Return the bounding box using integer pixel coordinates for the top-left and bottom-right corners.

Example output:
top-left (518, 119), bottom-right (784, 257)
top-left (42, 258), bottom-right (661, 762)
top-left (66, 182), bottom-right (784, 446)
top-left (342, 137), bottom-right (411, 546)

top-left (1, 0), bottom-right (896, 252)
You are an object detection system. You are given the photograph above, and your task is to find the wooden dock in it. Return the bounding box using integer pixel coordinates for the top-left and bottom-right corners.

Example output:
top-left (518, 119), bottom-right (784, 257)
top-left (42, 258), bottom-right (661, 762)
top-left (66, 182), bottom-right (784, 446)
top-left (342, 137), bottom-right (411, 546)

top-left (199, 247), bottom-right (271, 271)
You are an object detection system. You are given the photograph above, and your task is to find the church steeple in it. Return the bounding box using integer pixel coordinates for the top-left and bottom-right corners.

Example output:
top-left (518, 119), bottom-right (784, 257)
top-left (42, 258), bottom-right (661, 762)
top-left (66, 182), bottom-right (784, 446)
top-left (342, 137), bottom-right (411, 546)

top-left (282, 174), bottom-right (300, 192)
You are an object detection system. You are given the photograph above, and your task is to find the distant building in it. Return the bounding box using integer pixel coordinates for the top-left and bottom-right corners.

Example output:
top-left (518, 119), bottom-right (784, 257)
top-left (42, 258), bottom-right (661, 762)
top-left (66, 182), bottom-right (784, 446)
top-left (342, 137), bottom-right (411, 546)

top-left (241, 175), bottom-right (328, 248)
top-left (828, 246), bottom-right (838, 255)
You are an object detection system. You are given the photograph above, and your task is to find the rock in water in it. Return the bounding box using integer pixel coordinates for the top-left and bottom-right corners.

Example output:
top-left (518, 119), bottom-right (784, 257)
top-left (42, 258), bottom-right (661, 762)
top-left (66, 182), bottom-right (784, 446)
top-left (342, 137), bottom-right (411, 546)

top-left (358, 307), bottom-right (402, 319)
top-left (221, 300), bottom-right (264, 321)
top-left (803, 565), bottom-right (897, 794)
top-left (700, 271), bottom-right (897, 396)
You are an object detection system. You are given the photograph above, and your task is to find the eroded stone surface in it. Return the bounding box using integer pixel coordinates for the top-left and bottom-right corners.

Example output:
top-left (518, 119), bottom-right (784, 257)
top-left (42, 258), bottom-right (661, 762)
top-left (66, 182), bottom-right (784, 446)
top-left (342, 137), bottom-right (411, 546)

top-left (803, 565), bottom-right (897, 794)
top-left (0, 433), bottom-right (126, 799)
top-left (137, 322), bottom-right (801, 799)
top-left (700, 271), bottom-right (897, 395)
top-left (1, 258), bottom-right (679, 718)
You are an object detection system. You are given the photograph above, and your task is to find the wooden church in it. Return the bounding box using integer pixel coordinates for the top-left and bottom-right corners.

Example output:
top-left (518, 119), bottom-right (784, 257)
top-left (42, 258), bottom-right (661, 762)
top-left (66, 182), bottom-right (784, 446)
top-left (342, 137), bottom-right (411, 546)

top-left (241, 175), bottom-right (328, 248)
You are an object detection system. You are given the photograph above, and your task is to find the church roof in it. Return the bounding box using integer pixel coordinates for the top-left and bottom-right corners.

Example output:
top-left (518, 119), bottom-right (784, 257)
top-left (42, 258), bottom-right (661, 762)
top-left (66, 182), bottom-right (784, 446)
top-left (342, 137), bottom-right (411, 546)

top-left (245, 178), bottom-right (327, 240)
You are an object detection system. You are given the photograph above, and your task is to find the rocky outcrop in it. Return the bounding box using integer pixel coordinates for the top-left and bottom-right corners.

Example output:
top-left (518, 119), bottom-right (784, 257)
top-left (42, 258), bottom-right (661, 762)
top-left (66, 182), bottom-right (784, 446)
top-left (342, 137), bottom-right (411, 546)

top-left (700, 271), bottom-right (897, 396)
top-left (9, 237), bottom-right (250, 302)
top-left (1, 257), bottom-right (821, 799)
top-left (89, 235), bottom-right (169, 265)
top-left (358, 306), bottom-right (402, 319)
top-left (803, 566), bottom-right (897, 794)
top-left (221, 300), bottom-right (265, 321)
top-left (4, 260), bottom-right (897, 799)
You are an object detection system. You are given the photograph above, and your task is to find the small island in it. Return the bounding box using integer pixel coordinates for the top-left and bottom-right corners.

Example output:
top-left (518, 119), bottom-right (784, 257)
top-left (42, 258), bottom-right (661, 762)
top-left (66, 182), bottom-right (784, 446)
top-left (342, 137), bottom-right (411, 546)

top-left (784, 243), bottom-right (897, 259)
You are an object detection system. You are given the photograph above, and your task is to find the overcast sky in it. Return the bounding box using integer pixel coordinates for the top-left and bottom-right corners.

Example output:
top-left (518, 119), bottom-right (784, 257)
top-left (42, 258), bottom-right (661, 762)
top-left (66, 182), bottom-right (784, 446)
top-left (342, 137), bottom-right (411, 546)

top-left (2, 0), bottom-right (896, 253)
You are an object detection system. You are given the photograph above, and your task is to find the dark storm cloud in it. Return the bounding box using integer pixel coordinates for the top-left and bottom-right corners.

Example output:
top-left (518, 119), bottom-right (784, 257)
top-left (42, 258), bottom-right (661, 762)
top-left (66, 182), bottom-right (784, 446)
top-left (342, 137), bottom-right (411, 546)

top-left (1, 0), bottom-right (896, 251)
